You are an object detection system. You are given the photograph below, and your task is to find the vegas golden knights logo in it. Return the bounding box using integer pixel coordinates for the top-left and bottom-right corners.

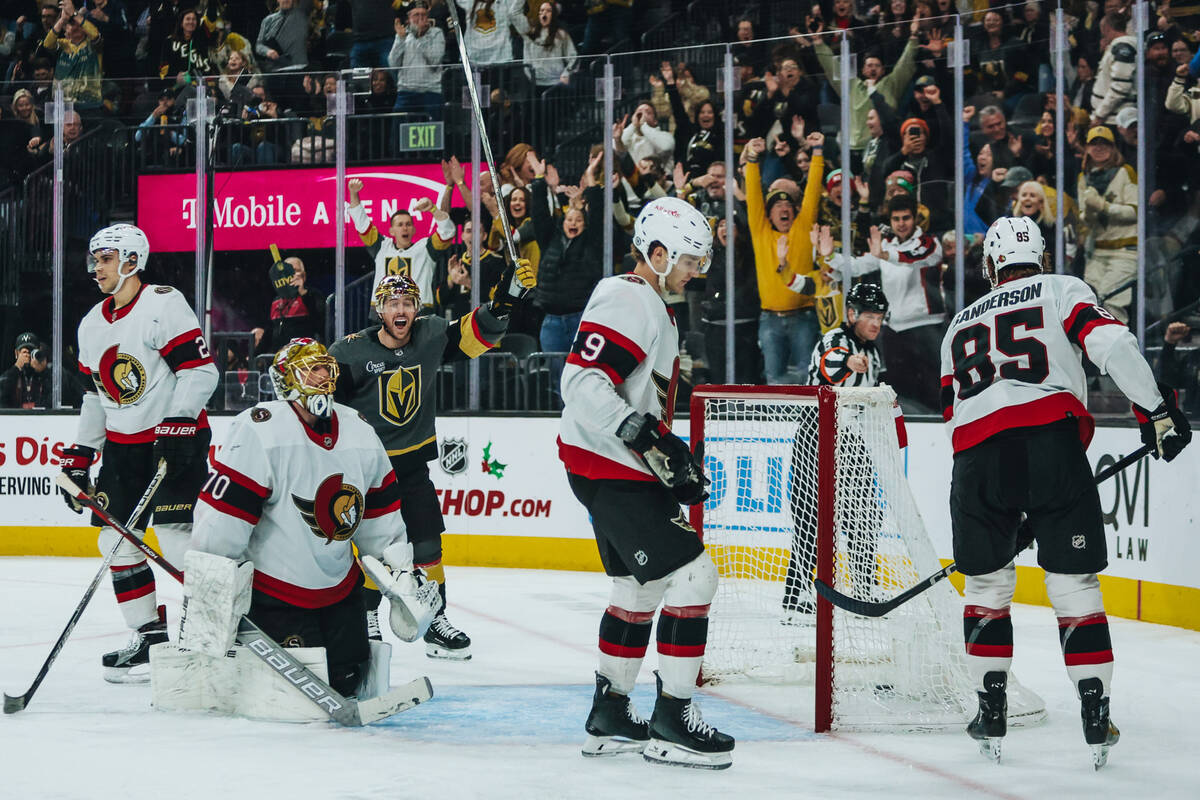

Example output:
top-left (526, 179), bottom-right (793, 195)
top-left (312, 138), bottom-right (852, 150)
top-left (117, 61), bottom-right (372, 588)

top-left (816, 292), bottom-right (842, 332)
top-left (96, 344), bottom-right (148, 405)
top-left (292, 474), bottom-right (365, 544)
top-left (385, 256), bottom-right (413, 278)
top-left (379, 365), bottom-right (421, 427)
top-left (473, 2), bottom-right (497, 33)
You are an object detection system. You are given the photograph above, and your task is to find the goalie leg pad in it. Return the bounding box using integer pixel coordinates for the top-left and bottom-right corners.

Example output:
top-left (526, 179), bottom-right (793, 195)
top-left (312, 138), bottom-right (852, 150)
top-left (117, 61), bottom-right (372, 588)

top-left (599, 575), bottom-right (664, 694)
top-left (356, 640), bottom-right (393, 700)
top-left (656, 552), bottom-right (718, 700)
top-left (180, 551), bottom-right (254, 658)
top-left (1045, 572), bottom-right (1113, 696)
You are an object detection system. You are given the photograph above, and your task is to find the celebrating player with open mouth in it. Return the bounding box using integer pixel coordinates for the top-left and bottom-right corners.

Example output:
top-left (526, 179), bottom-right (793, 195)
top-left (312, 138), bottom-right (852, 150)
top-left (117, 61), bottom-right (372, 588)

top-left (559, 196), bottom-right (735, 769)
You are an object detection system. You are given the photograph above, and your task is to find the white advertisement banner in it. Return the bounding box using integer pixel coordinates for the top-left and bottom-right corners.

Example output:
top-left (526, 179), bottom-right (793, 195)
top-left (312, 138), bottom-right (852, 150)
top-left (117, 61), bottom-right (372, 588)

top-left (0, 414), bottom-right (1195, 590)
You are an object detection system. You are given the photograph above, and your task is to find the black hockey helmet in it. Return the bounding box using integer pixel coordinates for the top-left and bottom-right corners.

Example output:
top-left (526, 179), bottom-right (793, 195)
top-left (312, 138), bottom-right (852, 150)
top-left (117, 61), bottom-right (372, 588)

top-left (846, 283), bottom-right (889, 316)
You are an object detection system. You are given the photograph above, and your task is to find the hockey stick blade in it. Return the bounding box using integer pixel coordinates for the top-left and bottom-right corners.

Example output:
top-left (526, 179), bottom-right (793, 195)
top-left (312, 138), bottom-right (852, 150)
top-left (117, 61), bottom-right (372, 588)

top-left (5, 460), bottom-right (167, 713)
top-left (814, 443), bottom-right (1154, 617)
top-left (355, 677), bottom-right (435, 724)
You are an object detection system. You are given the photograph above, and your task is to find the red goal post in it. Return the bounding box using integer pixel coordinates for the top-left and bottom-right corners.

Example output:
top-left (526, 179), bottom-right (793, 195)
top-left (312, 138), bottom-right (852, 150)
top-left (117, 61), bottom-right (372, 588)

top-left (688, 384), bottom-right (1046, 733)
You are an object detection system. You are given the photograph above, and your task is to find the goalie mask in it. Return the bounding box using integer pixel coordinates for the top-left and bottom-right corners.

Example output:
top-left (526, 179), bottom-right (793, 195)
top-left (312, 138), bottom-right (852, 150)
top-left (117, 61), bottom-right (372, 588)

top-left (88, 224), bottom-right (150, 296)
top-left (982, 216), bottom-right (1049, 288)
top-left (270, 338), bottom-right (339, 419)
top-left (632, 197), bottom-right (712, 292)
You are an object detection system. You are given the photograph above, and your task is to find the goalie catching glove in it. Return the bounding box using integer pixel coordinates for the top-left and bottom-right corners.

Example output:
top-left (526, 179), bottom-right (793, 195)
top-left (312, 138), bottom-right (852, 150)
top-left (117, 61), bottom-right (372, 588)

top-left (1133, 381), bottom-right (1192, 462)
top-left (59, 445), bottom-right (95, 513)
top-left (179, 550), bottom-right (254, 658)
top-left (359, 541), bottom-right (442, 643)
top-left (488, 258), bottom-right (537, 318)
top-left (617, 412), bottom-right (710, 506)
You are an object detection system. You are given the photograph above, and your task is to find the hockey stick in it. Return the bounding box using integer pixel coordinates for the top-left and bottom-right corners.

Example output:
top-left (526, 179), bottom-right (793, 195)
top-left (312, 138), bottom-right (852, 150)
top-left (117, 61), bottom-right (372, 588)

top-left (4, 459), bottom-right (169, 714)
top-left (51, 473), bottom-right (433, 726)
top-left (814, 443), bottom-right (1154, 618)
top-left (446, 11), bottom-right (528, 302)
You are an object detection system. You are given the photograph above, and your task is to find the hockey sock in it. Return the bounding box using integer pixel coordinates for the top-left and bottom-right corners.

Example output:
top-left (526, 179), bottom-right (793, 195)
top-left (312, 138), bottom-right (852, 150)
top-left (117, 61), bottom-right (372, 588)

top-left (655, 604), bottom-right (710, 700)
top-left (598, 606), bottom-right (653, 695)
top-left (1059, 613), bottom-right (1114, 696)
top-left (963, 605), bottom-right (1014, 690)
top-left (110, 560), bottom-right (158, 629)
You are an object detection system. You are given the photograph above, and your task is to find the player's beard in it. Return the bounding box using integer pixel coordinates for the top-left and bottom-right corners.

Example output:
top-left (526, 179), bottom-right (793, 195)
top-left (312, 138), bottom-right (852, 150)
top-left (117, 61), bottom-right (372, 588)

top-left (384, 313), bottom-right (412, 344)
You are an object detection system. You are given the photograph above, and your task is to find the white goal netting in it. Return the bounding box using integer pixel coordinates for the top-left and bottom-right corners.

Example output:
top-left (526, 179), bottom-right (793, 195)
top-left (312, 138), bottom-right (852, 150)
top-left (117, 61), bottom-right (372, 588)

top-left (697, 385), bottom-right (1045, 731)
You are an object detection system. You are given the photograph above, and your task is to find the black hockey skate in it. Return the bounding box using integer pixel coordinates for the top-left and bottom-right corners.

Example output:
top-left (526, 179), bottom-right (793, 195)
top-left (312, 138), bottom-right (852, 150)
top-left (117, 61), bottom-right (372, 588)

top-left (644, 672), bottom-right (734, 770)
top-left (1079, 678), bottom-right (1120, 770)
top-left (102, 605), bottom-right (167, 684)
top-left (424, 613), bottom-right (471, 660)
top-left (582, 673), bottom-right (650, 757)
top-left (966, 671), bottom-right (1007, 763)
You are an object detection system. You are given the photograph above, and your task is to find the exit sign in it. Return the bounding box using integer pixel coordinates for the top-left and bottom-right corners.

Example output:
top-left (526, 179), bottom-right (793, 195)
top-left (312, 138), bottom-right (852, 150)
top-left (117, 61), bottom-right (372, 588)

top-left (397, 121), bottom-right (444, 151)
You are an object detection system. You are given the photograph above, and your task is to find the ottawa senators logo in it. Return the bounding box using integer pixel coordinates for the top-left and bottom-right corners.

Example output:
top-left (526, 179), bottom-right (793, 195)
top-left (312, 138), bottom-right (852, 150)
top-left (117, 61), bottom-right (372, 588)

top-left (651, 361), bottom-right (679, 425)
top-left (95, 344), bottom-right (148, 405)
top-left (378, 364), bottom-right (421, 427)
top-left (292, 474), bottom-right (365, 544)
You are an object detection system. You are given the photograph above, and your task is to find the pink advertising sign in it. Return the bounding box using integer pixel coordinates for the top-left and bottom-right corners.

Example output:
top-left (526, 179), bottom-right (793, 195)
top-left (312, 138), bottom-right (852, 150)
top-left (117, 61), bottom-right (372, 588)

top-left (136, 164), bottom-right (469, 252)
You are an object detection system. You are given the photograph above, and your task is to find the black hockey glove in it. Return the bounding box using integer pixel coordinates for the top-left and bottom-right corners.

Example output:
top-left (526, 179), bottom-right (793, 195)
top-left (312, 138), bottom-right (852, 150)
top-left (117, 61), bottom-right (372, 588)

top-left (1133, 382), bottom-right (1192, 462)
top-left (488, 258), bottom-right (536, 318)
top-left (617, 412), bottom-right (710, 506)
top-left (153, 417), bottom-right (201, 479)
top-left (59, 445), bottom-right (95, 514)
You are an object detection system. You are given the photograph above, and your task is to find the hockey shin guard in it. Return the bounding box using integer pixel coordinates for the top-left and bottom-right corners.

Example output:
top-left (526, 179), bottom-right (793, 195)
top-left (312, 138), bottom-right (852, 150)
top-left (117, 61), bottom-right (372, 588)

top-left (655, 606), bottom-right (709, 700)
top-left (962, 567), bottom-right (1017, 689)
top-left (101, 527), bottom-right (158, 629)
top-left (1046, 572), bottom-right (1113, 695)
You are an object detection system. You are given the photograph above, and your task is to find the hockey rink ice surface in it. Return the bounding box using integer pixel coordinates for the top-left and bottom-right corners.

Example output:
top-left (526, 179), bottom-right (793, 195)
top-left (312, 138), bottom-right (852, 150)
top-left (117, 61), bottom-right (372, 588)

top-left (2, 559), bottom-right (1197, 800)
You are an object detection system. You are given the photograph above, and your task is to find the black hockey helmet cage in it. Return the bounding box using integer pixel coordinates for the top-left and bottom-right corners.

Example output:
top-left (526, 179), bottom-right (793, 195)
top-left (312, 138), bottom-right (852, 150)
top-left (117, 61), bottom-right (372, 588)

top-left (846, 283), bottom-right (889, 316)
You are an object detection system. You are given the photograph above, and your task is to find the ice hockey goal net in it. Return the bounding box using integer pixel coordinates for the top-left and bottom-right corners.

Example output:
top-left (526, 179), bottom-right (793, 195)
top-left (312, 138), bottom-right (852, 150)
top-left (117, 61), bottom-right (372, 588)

top-left (690, 384), bottom-right (1045, 732)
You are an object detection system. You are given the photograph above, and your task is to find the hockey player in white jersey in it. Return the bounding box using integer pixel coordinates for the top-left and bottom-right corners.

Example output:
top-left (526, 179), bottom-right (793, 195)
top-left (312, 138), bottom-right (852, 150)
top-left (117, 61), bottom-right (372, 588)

top-left (60, 224), bottom-right (218, 682)
top-left (939, 217), bottom-right (1191, 767)
top-left (560, 196), bottom-right (734, 769)
top-left (185, 339), bottom-right (440, 698)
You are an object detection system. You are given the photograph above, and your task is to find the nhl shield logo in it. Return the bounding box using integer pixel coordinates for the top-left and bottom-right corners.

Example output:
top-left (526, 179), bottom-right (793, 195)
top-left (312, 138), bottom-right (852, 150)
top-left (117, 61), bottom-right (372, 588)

top-left (439, 438), bottom-right (468, 475)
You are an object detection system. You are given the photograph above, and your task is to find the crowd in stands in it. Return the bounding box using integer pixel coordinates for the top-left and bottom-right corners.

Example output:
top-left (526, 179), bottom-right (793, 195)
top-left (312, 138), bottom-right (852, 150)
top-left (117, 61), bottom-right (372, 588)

top-left (2, 1), bottom-right (1199, 415)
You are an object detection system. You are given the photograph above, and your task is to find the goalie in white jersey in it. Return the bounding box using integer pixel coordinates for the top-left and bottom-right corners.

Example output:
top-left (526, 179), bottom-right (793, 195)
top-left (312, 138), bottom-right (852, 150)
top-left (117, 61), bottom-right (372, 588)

top-left (939, 217), bottom-right (1191, 767)
top-left (559, 196), bottom-right (735, 769)
top-left (185, 339), bottom-right (440, 698)
top-left (60, 224), bottom-right (218, 682)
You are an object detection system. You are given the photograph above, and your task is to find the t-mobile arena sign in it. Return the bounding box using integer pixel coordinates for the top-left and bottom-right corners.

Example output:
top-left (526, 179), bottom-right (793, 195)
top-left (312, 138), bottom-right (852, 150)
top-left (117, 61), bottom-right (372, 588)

top-left (137, 164), bottom-right (469, 252)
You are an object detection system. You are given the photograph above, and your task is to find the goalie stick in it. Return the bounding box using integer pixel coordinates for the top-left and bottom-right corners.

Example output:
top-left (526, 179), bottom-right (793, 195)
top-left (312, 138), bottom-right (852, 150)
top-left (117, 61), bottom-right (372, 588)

top-left (51, 472), bottom-right (433, 726)
top-left (814, 443), bottom-right (1154, 618)
top-left (4, 459), bottom-right (168, 714)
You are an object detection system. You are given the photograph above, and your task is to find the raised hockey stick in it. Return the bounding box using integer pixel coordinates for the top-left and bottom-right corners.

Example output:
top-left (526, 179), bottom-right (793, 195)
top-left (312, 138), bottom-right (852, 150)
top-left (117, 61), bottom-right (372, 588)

top-left (51, 473), bottom-right (433, 726)
top-left (814, 443), bottom-right (1155, 618)
top-left (4, 459), bottom-right (168, 714)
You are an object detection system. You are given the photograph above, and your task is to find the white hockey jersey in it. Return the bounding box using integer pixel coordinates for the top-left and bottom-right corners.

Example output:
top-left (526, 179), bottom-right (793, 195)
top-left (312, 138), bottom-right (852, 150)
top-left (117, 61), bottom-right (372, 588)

top-left (559, 273), bottom-right (680, 481)
top-left (830, 229), bottom-right (946, 332)
top-left (191, 400), bottom-right (406, 608)
top-left (348, 203), bottom-right (455, 307)
top-left (76, 284), bottom-right (217, 446)
top-left (939, 273), bottom-right (1162, 454)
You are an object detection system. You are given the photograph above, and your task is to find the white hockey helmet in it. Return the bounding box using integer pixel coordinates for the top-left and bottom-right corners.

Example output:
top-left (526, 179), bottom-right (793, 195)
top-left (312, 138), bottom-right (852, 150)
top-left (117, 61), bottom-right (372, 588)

top-left (632, 196), bottom-right (712, 289)
top-left (982, 216), bottom-right (1046, 288)
top-left (88, 224), bottom-right (150, 295)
